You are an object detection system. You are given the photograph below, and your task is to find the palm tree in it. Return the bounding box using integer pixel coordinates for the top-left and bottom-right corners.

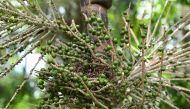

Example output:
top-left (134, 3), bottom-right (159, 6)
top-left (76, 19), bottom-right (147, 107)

top-left (0, 0), bottom-right (190, 108)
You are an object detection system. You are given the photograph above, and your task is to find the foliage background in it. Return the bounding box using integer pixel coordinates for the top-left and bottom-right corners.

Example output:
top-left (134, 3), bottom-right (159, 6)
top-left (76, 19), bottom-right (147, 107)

top-left (0, 0), bottom-right (190, 108)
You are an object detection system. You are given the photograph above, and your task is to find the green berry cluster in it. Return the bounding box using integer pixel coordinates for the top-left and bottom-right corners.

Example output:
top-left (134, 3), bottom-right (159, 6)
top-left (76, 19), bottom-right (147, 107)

top-left (35, 15), bottom-right (144, 108)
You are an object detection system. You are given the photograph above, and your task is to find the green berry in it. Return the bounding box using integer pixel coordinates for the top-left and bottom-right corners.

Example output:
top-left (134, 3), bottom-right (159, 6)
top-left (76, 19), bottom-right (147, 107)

top-left (104, 35), bottom-right (109, 40)
top-left (47, 40), bottom-right (52, 45)
top-left (83, 76), bottom-right (88, 81)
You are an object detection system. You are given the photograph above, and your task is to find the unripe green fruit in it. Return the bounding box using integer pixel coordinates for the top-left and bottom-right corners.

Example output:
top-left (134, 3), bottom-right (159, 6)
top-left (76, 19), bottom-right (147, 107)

top-left (113, 38), bottom-right (117, 44)
top-left (91, 15), bottom-right (96, 22)
top-left (100, 74), bottom-right (106, 78)
top-left (168, 29), bottom-right (173, 34)
top-left (117, 51), bottom-right (122, 56)
top-left (47, 58), bottom-right (53, 64)
top-left (123, 11), bottom-right (127, 16)
top-left (41, 47), bottom-right (46, 52)
top-left (124, 70), bottom-right (129, 75)
top-left (47, 40), bottom-right (52, 45)
top-left (138, 45), bottom-right (142, 49)
top-left (68, 66), bottom-right (74, 71)
top-left (100, 22), bottom-right (104, 27)
top-left (120, 44), bottom-right (124, 48)
top-left (97, 17), bottom-right (102, 23)
top-left (141, 34), bottom-right (146, 39)
top-left (87, 81), bottom-right (92, 87)
top-left (113, 60), bottom-right (119, 66)
top-left (158, 47), bottom-right (164, 52)
top-left (121, 38), bottom-right (125, 43)
top-left (85, 38), bottom-right (91, 43)
top-left (51, 52), bottom-right (56, 58)
top-left (120, 30), bottom-right (125, 36)
top-left (83, 76), bottom-right (88, 81)
top-left (37, 79), bottom-right (44, 86)
top-left (105, 45), bottom-right (112, 51)
top-left (104, 35), bottom-right (110, 40)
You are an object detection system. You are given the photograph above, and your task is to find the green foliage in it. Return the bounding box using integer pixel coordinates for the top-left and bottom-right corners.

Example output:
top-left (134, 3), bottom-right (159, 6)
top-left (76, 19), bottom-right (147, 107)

top-left (0, 72), bottom-right (37, 109)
